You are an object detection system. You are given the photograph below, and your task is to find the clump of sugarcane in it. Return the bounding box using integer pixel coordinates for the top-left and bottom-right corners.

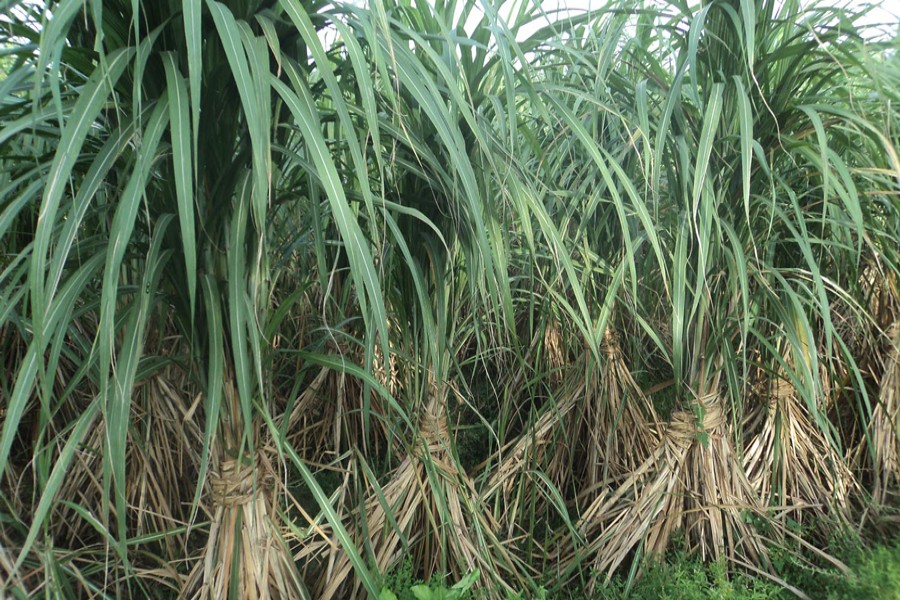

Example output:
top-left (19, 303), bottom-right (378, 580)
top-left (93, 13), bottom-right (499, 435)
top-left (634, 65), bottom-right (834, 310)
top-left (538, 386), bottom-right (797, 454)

top-left (579, 372), bottom-right (771, 586)
top-left (482, 323), bottom-right (658, 536)
top-left (864, 322), bottom-right (900, 504)
top-left (305, 386), bottom-right (525, 599)
top-left (743, 344), bottom-right (858, 532)
top-left (581, 328), bottom-right (660, 491)
top-left (184, 379), bottom-right (304, 600)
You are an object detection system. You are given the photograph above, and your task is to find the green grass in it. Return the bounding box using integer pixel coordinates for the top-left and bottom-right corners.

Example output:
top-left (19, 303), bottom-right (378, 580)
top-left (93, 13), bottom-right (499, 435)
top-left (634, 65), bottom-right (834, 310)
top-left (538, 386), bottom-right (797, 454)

top-left (381, 557), bottom-right (481, 600)
top-left (551, 540), bottom-right (900, 599)
top-left (776, 540), bottom-right (900, 599)
top-left (598, 558), bottom-right (781, 600)
top-left (379, 541), bottom-right (900, 599)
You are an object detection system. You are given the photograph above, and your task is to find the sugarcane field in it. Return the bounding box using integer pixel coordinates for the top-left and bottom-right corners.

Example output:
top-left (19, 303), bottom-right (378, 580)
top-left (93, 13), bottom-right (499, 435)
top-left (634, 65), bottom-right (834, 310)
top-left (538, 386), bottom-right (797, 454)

top-left (1, 0), bottom-right (900, 597)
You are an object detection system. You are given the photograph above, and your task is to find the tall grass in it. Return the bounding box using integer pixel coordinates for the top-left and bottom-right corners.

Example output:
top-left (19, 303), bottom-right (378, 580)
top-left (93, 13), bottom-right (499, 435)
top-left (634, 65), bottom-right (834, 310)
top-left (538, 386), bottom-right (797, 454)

top-left (0, 0), bottom-right (898, 597)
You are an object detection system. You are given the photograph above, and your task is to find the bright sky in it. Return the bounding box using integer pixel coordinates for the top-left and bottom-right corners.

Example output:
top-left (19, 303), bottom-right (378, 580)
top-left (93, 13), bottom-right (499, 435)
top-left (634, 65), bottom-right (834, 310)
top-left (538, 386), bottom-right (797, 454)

top-left (528, 0), bottom-right (898, 19)
top-left (6, 0), bottom-right (897, 56)
top-left (501, 0), bottom-right (899, 40)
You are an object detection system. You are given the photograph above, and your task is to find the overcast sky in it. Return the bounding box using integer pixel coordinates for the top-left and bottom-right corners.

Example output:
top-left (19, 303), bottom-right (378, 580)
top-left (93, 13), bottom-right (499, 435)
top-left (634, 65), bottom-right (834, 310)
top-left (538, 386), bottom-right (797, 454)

top-left (484, 0), bottom-right (900, 41)
top-left (531, 0), bottom-right (898, 19)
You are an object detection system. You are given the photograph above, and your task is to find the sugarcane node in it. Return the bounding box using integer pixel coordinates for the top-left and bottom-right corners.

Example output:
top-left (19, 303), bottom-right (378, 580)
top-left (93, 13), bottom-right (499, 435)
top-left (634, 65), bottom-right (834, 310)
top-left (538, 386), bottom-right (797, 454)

top-left (421, 409), bottom-right (450, 453)
top-left (668, 410), bottom-right (698, 449)
top-left (210, 457), bottom-right (273, 508)
top-left (887, 322), bottom-right (900, 344)
top-left (601, 328), bottom-right (620, 357)
top-left (769, 379), bottom-right (794, 412)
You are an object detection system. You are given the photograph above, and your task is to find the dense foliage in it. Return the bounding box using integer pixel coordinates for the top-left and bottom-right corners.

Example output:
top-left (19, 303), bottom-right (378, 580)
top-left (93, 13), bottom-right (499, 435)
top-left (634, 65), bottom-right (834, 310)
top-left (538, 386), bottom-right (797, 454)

top-left (1, 0), bottom-right (898, 597)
